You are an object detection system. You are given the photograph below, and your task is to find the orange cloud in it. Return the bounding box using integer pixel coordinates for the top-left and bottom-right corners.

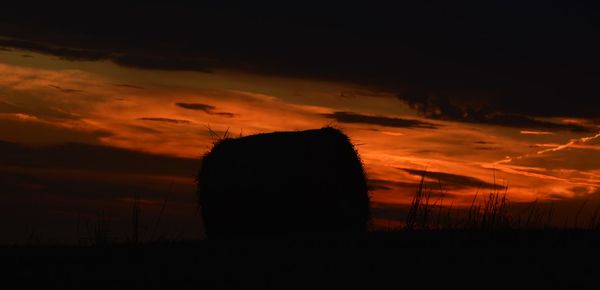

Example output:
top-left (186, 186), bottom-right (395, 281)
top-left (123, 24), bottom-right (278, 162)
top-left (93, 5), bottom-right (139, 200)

top-left (1, 57), bottom-right (598, 209)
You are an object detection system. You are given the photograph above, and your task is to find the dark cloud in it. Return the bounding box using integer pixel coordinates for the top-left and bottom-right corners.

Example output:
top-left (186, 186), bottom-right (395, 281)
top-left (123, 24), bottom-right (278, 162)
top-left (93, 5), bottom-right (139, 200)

top-left (399, 168), bottom-right (505, 190)
top-left (114, 83), bottom-right (144, 89)
top-left (1, 3), bottom-right (599, 123)
top-left (112, 53), bottom-right (215, 72)
top-left (474, 141), bottom-right (495, 145)
top-left (0, 37), bottom-right (109, 61)
top-left (138, 117), bottom-right (191, 124)
top-left (400, 94), bottom-right (595, 132)
top-left (0, 118), bottom-right (111, 144)
top-left (322, 111), bottom-right (438, 129)
top-left (472, 141), bottom-right (503, 150)
top-left (48, 84), bottom-right (83, 93)
top-left (0, 33), bottom-right (215, 72)
top-left (0, 139), bottom-right (200, 176)
top-left (175, 102), bottom-right (236, 117)
top-left (176, 103), bottom-right (215, 111)
top-left (212, 112), bottom-right (236, 118)
top-left (127, 125), bottom-right (162, 134)
top-left (369, 178), bottom-right (460, 195)
top-left (474, 146), bottom-right (502, 151)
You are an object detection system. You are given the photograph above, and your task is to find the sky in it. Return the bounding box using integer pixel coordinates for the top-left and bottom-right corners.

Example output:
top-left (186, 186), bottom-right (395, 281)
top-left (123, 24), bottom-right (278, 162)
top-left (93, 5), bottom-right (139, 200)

top-left (0, 3), bottom-right (599, 242)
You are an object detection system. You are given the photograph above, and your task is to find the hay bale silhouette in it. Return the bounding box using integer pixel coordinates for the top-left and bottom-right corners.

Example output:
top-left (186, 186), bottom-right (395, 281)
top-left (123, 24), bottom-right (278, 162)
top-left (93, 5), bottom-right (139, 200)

top-left (197, 127), bottom-right (370, 238)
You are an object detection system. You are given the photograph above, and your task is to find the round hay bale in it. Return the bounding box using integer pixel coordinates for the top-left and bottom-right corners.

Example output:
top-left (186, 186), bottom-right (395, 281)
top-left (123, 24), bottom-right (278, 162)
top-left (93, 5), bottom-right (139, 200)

top-left (197, 127), bottom-right (370, 238)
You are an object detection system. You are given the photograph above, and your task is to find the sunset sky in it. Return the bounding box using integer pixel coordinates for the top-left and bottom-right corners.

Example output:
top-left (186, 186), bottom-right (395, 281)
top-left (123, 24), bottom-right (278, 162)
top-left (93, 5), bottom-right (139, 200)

top-left (1, 3), bottom-right (599, 242)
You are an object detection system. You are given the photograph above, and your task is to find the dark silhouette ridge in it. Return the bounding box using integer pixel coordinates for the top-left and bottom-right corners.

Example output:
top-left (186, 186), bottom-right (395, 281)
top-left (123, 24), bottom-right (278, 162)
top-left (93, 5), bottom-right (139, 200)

top-left (197, 127), bottom-right (370, 238)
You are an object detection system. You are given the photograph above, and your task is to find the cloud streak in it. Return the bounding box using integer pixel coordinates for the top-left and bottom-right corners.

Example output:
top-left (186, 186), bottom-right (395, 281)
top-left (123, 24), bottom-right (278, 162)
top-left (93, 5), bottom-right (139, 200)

top-left (48, 84), bottom-right (83, 93)
top-left (521, 131), bottom-right (554, 135)
top-left (137, 117), bottom-right (191, 124)
top-left (322, 111), bottom-right (438, 129)
top-left (400, 168), bottom-right (505, 190)
top-left (496, 131), bottom-right (600, 167)
top-left (175, 102), bottom-right (236, 117)
top-left (537, 132), bottom-right (600, 155)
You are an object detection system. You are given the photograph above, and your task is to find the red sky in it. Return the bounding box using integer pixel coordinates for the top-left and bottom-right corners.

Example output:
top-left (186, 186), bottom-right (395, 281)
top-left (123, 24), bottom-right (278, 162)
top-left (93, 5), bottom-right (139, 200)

top-left (0, 48), bottom-right (599, 242)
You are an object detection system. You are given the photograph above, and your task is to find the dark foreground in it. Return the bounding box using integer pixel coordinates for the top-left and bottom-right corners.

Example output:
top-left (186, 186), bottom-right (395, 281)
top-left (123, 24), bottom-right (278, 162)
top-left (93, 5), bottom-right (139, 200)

top-left (3, 230), bottom-right (600, 290)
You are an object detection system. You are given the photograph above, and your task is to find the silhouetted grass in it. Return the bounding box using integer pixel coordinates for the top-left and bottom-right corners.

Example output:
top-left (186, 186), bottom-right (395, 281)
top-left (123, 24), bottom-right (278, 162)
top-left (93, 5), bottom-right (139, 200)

top-left (76, 211), bottom-right (110, 247)
top-left (404, 173), bottom-right (511, 231)
top-left (395, 170), bottom-right (600, 239)
top-left (6, 178), bottom-right (600, 289)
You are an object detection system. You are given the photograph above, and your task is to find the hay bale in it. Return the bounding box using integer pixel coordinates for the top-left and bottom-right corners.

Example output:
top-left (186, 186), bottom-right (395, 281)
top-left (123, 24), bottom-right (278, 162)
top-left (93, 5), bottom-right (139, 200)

top-left (197, 127), bottom-right (370, 238)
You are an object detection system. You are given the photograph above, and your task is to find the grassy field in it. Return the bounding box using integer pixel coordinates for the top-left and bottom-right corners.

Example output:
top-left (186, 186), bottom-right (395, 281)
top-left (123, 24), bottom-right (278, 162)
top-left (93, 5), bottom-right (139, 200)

top-left (4, 178), bottom-right (600, 289)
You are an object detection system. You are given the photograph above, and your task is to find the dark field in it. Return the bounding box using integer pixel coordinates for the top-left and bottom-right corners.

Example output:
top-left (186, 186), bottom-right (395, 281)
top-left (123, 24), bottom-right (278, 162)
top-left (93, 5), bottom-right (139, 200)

top-left (4, 178), bottom-right (600, 289)
top-left (3, 231), bottom-right (600, 290)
